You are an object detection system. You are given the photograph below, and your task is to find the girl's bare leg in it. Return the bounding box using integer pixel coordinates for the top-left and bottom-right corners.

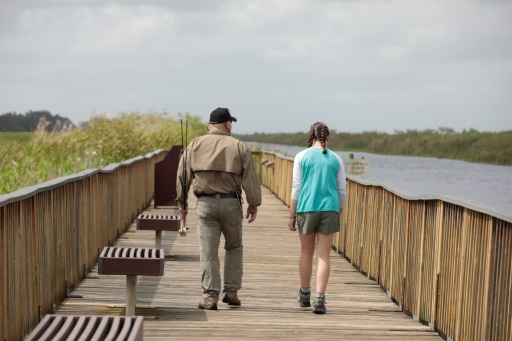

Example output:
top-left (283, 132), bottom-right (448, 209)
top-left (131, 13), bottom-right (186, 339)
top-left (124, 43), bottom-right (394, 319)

top-left (298, 231), bottom-right (316, 288)
top-left (315, 233), bottom-right (335, 293)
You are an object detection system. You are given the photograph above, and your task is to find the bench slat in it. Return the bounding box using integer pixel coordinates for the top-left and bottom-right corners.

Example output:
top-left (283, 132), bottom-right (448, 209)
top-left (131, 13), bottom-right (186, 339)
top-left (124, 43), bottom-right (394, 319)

top-left (91, 316), bottom-right (110, 341)
top-left (38, 315), bottom-right (62, 340)
top-left (52, 315), bottom-right (74, 340)
top-left (67, 315), bottom-right (87, 340)
top-left (124, 315), bottom-right (144, 341)
top-left (77, 316), bottom-right (98, 341)
top-left (116, 317), bottom-right (133, 341)
top-left (105, 317), bottom-right (120, 341)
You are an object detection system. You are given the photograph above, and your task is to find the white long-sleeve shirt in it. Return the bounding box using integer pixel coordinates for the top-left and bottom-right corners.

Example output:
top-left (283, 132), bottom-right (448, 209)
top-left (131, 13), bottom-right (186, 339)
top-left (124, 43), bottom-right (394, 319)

top-left (291, 147), bottom-right (346, 213)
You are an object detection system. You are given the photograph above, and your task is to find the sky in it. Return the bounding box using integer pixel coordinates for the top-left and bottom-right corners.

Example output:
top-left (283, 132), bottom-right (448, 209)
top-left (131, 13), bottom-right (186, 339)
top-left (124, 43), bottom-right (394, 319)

top-left (1, 0), bottom-right (511, 134)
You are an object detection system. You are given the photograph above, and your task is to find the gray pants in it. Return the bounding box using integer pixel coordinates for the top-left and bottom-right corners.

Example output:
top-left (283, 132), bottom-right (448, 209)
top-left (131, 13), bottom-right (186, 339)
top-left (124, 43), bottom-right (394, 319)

top-left (196, 197), bottom-right (243, 301)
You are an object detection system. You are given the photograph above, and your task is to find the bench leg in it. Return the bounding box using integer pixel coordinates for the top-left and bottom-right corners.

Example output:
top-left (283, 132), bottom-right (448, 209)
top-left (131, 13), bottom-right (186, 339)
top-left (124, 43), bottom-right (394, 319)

top-left (155, 230), bottom-right (162, 249)
top-left (126, 275), bottom-right (137, 316)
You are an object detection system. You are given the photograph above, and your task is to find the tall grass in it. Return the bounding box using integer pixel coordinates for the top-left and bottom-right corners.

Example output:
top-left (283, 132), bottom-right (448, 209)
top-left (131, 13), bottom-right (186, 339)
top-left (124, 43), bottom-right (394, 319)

top-left (0, 112), bottom-right (205, 195)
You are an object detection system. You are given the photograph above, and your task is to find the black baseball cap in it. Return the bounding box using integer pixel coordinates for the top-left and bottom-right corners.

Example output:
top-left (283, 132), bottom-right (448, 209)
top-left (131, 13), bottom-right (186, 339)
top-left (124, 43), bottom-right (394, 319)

top-left (209, 107), bottom-right (237, 124)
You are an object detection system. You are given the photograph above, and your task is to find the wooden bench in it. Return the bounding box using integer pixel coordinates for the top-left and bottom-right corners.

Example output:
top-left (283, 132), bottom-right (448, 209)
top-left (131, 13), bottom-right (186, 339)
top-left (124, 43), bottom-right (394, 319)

top-left (98, 247), bottom-right (164, 316)
top-left (26, 315), bottom-right (143, 341)
top-left (136, 213), bottom-right (181, 248)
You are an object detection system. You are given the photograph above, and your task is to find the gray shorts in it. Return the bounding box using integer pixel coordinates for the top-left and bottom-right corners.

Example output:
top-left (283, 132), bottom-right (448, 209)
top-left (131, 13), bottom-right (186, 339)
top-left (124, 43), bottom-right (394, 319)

top-left (297, 211), bottom-right (340, 235)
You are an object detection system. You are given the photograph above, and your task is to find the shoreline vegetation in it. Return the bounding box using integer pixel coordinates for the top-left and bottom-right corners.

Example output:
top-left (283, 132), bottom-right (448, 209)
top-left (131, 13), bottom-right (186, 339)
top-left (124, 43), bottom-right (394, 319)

top-left (1, 112), bottom-right (510, 195)
top-left (235, 128), bottom-right (512, 166)
top-left (0, 112), bottom-right (205, 195)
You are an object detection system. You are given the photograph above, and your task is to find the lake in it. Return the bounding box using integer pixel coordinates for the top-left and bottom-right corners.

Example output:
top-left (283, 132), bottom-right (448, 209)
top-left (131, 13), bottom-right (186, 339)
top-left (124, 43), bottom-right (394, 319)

top-left (247, 142), bottom-right (512, 223)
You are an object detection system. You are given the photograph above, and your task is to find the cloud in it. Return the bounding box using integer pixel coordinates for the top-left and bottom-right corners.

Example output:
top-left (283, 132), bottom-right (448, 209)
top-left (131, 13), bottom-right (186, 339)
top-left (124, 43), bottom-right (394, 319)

top-left (0, 0), bottom-right (511, 133)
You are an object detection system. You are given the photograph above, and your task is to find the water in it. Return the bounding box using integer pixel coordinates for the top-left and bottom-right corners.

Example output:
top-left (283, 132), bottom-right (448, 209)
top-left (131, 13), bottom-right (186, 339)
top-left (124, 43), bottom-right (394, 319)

top-left (247, 142), bottom-right (512, 222)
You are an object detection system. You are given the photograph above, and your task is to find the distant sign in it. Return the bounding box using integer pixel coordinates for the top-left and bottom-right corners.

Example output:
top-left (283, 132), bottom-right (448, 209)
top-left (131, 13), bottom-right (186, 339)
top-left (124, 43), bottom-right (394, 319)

top-left (346, 154), bottom-right (370, 178)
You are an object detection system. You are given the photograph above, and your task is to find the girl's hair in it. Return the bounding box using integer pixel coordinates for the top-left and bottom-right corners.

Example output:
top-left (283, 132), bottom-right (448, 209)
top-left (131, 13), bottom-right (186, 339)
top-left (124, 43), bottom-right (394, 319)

top-left (307, 122), bottom-right (330, 154)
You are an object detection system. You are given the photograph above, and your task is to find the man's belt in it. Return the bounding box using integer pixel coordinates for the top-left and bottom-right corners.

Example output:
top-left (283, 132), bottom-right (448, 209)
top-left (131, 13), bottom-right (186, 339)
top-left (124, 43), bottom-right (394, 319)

top-left (198, 193), bottom-right (238, 199)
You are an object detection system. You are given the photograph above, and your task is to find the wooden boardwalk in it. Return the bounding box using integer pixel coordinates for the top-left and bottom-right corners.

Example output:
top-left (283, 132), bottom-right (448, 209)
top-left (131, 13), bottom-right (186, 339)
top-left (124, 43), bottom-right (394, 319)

top-left (56, 187), bottom-right (441, 340)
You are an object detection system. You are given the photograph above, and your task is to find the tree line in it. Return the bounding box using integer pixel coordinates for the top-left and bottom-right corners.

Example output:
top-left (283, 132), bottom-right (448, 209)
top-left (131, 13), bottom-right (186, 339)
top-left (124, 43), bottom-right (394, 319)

top-left (1, 111), bottom-right (509, 166)
top-left (0, 111), bottom-right (76, 132)
top-left (235, 127), bottom-right (512, 166)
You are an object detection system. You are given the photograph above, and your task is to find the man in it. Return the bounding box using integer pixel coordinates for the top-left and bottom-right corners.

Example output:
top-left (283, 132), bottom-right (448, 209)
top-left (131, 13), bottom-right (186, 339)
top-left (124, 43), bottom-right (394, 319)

top-left (176, 107), bottom-right (262, 310)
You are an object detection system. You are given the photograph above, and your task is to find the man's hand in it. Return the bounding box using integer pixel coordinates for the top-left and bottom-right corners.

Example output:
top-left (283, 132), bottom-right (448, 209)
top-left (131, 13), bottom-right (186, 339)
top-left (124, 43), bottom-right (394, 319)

top-left (246, 210), bottom-right (257, 223)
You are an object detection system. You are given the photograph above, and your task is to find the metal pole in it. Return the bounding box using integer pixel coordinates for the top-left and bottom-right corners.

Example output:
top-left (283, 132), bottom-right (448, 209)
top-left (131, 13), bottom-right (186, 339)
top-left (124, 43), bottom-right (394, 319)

top-left (155, 230), bottom-right (162, 249)
top-left (126, 275), bottom-right (137, 316)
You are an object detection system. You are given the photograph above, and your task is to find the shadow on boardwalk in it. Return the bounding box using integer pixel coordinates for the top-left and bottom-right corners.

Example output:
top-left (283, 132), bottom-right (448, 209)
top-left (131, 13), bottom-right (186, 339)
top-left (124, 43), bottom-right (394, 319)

top-left (56, 187), bottom-right (441, 340)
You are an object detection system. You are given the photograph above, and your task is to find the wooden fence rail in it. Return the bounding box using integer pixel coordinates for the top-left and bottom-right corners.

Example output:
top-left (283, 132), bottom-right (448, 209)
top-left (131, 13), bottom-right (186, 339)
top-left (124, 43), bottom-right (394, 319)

top-left (0, 150), bottom-right (166, 341)
top-left (256, 151), bottom-right (512, 341)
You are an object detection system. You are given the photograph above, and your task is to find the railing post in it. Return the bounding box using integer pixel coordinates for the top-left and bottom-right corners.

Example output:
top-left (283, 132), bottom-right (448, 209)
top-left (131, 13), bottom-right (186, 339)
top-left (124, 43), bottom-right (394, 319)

top-left (454, 209), bottom-right (470, 340)
top-left (481, 215), bottom-right (495, 341)
top-left (433, 273), bottom-right (440, 331)
top-left (431, 201), bottom-right (444, 329)
top-left (377, 241), bottom-right (382, 285)
top-left (401, 277), bottom-right (406, 312)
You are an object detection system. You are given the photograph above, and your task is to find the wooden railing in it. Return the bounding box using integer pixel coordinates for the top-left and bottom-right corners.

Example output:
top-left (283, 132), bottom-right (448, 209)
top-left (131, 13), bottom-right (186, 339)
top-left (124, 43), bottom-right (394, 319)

top-left (0, 150), bottom-right (166, 341)
top-left (2, 149), bottom-right (511, 341)
top-left (256, 151), bottom-right (512, 341)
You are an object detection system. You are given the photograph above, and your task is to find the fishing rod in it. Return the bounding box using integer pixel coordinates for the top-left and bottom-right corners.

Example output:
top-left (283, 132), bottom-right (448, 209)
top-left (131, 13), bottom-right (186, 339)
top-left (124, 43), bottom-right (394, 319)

top-left (179, 118), bottom-right (188, 237)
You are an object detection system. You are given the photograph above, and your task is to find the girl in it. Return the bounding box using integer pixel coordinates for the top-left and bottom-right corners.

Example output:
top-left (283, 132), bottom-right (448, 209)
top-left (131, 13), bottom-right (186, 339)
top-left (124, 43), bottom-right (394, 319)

top-left (288, 122), bottom-right (347, 314)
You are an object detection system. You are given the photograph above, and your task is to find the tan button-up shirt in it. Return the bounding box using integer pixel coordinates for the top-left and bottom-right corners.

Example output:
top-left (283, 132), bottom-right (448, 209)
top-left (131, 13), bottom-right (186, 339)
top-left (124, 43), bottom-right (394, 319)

top-left (176, 131), bottom-right (262, 214)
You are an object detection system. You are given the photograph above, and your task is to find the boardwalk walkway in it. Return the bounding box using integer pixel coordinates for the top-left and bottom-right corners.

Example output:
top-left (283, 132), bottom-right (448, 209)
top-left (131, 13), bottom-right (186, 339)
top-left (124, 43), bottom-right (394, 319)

top-left (56, 187), bottom-right (441, 340)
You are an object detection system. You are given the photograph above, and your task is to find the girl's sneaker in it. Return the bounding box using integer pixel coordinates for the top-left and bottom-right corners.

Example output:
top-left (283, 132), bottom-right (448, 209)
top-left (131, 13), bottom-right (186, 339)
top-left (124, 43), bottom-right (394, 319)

top-left (313, 296), bottom-right (326, 314)
top-left (297, 289), bottom-right (311, 307)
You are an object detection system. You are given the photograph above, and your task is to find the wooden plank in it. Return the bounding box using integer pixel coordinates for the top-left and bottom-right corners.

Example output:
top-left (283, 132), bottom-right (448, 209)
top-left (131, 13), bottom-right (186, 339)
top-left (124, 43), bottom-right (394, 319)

top-left (53, 187), bottom-right (441, 340)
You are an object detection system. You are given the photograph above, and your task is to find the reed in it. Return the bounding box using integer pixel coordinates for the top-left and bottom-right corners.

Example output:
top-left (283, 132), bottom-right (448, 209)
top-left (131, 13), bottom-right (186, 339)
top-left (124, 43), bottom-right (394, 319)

top-left (0, 112), bottom-right (205, 195)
